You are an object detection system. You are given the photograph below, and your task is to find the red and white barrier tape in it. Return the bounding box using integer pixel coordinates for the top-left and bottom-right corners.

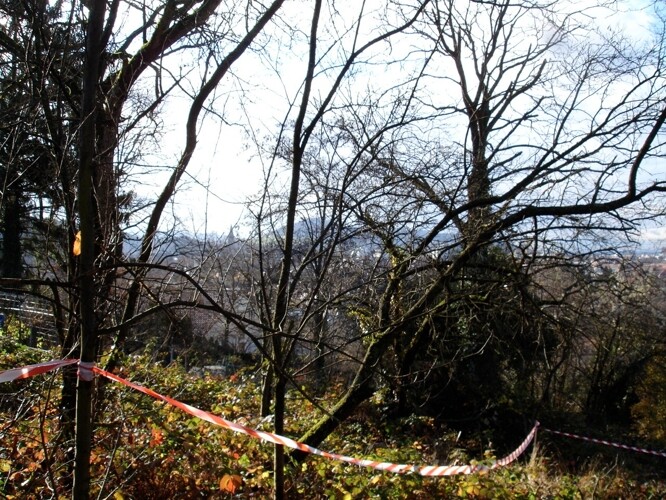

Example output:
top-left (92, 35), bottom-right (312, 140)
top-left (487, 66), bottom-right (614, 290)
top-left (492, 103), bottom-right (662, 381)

top-left (542, 427), bottom-right (666, 459)
top-left (94, 365), bottom-right (537, 475)
top-left (77, 361), bottom-right (95, 381)
top-left (494, 423), bottom-right (539, 467)
top-left (0, 359), bottom-right (536, 476)
top-left (0, 358), bottom-right (77, 383)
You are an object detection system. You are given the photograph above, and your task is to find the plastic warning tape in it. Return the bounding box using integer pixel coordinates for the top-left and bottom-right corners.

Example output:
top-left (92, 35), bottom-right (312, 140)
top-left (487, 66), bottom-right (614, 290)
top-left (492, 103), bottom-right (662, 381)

top-left (494, 422), bottom-right (539, 467)
top-left (542, 427), bottom-right (666, 459)
top-left (0, 359), bottom-right (537, 476)
top-left (0, 358), bottom-right (77, 383)
top-left (91, 365), bottom-right (537, 475)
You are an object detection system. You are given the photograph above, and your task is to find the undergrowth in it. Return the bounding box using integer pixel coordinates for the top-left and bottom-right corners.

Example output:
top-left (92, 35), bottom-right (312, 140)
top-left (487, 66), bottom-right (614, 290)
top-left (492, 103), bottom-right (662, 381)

top-left (1, 347), bottom-right (665, 498)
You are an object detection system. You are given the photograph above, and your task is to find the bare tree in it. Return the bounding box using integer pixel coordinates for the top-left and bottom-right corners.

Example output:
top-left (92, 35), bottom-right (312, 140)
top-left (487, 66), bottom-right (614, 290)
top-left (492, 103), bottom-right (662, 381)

top-left (293, 0), bottom-right (666, 451)
top-left (234, 1), bottom-right (433, 495)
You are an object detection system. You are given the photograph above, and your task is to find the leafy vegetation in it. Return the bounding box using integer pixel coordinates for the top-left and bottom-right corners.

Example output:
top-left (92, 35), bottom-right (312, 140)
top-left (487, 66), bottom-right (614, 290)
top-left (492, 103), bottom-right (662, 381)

top-left (2, 345), bottom-right (665, 498)
top-left (632, 355), bottom-right (666, 445)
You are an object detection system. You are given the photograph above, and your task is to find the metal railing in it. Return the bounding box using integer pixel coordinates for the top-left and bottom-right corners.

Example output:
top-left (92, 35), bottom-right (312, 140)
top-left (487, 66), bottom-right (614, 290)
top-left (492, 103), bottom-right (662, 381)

top-left (0, 291), bottom-right (58, 347)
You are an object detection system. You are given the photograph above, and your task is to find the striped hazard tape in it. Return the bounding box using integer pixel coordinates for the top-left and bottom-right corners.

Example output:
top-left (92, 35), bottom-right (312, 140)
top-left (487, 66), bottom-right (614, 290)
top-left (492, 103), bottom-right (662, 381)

top-left (542, 427), bottom-right (666, 459)
top-left (0, 358), bottom-right (77, 383)
top-left (92, 364), bottom-right (538, 475)
top-left (1, 359), bottom-right (537, 476)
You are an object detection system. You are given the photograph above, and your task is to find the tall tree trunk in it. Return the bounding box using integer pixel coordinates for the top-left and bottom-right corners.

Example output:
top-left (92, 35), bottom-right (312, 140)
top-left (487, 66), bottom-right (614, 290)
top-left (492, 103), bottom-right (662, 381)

top-left (73, 0), bottom-right (106, 496)
top-left (273, 365), bottom-right (286, 500)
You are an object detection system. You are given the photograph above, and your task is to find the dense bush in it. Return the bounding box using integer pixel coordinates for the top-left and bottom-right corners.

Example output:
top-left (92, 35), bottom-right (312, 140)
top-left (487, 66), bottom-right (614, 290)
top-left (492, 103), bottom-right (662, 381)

top-left (632, 355), bottom-right (666, 445)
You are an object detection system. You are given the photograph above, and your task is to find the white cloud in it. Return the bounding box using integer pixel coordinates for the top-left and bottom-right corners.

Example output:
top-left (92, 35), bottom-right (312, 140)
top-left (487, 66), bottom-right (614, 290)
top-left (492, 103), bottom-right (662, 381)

top-left (640, 226), bottom-right (666, 241)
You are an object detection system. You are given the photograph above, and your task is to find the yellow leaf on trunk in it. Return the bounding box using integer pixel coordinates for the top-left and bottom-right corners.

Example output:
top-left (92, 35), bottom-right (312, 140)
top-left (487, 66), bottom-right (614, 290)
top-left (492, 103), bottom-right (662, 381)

top-left (73, 231), bottom-right (81, 256)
